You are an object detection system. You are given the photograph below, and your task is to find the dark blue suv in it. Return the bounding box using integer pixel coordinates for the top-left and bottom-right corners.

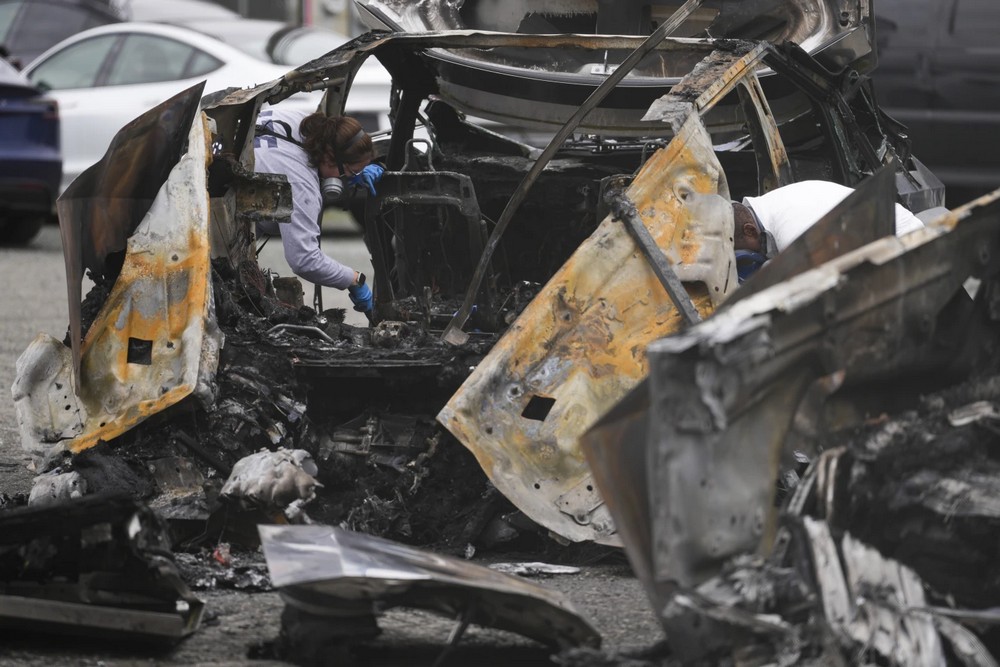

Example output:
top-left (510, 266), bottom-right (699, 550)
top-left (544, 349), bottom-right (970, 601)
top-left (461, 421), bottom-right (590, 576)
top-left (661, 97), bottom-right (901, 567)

top-left (0, 56), bottom-right (60, 244)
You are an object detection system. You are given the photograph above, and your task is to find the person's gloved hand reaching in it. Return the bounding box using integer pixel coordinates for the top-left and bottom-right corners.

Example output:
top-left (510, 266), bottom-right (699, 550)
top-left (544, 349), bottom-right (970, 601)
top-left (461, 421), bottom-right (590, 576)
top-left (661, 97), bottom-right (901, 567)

top-left (350, 164), bottom-right (385, 196)
top-left (347, 272), bottom-right (373, 314)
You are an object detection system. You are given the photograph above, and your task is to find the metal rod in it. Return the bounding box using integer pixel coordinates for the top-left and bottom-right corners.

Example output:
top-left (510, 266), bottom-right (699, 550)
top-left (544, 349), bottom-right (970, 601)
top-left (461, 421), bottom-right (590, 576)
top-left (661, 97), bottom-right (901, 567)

top-left (605, 188), bottom-right (701, 326)
top-left (266, 324), bottom-right (336, 344)
top-left (431, 604), bottom-right (475, 667)
top-left (440, 0), bottom-right (706, 345)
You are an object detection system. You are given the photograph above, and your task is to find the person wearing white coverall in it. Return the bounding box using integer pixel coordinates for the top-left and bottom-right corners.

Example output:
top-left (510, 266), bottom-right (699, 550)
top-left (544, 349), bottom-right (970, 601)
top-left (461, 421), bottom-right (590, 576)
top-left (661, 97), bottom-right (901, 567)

top-left (253, 107), bottom-right (384, 315)
top-left (731, 180), bottom-right (924, 282)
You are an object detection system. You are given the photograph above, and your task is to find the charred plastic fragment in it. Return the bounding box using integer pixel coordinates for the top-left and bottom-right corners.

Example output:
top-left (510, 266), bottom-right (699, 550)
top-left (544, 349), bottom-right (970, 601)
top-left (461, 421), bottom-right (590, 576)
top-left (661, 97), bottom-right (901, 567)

top-left (0, 495), bottom-right (203, 641)
top-left (220, 448), bottom-right (320, 519)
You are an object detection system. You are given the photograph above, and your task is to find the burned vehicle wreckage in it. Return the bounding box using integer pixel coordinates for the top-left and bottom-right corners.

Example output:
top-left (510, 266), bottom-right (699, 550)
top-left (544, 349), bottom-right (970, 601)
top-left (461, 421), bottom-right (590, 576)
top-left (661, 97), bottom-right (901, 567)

top-left (10, 0), bottom-right (1000, 662)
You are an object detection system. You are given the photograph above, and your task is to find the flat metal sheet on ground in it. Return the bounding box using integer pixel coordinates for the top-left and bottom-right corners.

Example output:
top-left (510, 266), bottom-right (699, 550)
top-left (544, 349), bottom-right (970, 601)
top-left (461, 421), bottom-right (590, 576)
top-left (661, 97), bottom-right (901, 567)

top-left (259, 524), bottom-right (600, 649)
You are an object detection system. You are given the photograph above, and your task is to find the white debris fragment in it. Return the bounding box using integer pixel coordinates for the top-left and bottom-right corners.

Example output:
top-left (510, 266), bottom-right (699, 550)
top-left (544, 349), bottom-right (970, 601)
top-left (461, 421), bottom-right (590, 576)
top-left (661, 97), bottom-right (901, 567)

top-left (28, 470), bottom-right (87, 507)
top-left (221, 448), bottom-right (320, 511)
top-left (948, 401), bottom-right (1000, 427)
top-left (11, 334), bottom-right (86, 467)
top-left (488, 562), bottom-right (581, 577)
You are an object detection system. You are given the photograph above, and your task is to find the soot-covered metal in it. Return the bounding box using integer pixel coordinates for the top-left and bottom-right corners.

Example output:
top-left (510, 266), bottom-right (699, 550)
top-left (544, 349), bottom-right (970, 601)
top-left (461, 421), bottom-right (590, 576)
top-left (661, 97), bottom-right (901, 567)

top-left (14, 20), bottom-right (999, 664)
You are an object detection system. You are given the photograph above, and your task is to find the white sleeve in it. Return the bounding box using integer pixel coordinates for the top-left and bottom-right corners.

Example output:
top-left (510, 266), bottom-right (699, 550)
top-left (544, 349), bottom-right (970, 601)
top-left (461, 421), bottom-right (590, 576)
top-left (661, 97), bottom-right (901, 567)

top-left (743, 181), bottom-right (851, 252)
top-left (746, 181), bottom-right (921, 252)
top-left (279, 178), bottom-right (356, 290)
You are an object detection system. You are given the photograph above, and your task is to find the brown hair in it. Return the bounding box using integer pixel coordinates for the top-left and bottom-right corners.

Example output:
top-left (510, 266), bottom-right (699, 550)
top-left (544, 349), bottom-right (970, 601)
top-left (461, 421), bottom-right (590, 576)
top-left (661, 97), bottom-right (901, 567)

top-left (299, 113), bottom-right (373, 169)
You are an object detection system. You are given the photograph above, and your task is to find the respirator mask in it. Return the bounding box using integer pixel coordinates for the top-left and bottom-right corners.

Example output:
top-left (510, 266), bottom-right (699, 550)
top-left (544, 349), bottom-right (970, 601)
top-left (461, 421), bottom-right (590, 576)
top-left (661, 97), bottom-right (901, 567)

top-left (735, 249), bottom-right (768, 283)
top-left (321, 128), bottom-right (367, 205)
top-left (321, 177), bottom-right (346, 204)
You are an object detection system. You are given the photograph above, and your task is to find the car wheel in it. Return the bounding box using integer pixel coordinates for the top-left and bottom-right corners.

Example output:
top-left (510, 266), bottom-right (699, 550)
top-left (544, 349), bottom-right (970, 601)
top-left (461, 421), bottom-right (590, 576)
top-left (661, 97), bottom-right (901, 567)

top-left (0, 216), bottom-right (44, 246)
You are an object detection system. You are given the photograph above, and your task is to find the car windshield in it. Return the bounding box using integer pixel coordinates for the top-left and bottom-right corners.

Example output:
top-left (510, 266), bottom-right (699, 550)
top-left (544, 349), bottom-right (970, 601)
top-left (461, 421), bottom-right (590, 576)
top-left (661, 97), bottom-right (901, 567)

top-left (268, 26), bottom-right (349, 66)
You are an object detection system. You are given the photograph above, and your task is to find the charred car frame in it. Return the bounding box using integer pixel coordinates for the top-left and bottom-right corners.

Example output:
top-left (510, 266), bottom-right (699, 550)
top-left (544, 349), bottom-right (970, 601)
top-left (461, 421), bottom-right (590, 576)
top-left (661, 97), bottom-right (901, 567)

top-left (14, 16), bottom-right (943, 552)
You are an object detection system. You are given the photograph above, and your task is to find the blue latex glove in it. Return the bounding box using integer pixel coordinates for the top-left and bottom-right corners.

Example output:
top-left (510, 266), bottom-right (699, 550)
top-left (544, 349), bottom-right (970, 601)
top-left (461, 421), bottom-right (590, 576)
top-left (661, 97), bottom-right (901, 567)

top-left (347, 282), bottom-right (373, 313)
top-left (350, 163), bottom-right (385, 196)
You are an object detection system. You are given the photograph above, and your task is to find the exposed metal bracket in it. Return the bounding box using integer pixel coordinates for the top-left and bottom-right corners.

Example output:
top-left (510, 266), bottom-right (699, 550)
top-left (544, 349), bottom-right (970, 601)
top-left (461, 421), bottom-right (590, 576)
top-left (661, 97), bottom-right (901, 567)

top-left (604, 188), bottom-right (701, 326)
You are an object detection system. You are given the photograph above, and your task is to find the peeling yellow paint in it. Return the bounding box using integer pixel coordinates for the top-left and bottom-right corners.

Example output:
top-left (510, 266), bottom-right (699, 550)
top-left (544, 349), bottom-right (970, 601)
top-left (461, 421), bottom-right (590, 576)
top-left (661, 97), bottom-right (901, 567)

top-left (439, 103), bottom-right (737, 544)
top-left (67, 114), bottom-right (215, 453)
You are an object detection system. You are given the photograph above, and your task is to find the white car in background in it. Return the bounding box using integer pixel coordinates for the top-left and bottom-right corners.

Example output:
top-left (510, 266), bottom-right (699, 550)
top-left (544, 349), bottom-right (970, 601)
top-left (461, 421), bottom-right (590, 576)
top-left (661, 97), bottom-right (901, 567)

top-left (22, 21), bottom-right (391, 193)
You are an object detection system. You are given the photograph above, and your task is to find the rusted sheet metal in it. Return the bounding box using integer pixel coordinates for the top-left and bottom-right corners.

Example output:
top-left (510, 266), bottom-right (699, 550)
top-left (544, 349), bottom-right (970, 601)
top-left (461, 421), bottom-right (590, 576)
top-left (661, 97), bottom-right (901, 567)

top-left (439, 64), bottom-right (745, 543)
top-left (12, 109), bottom-right (221, 462)
top-left (259, 524), bottom-right (601, 649)
top-left (605, 188), bottom-right (702, 325)
top-left (642, 42), bottom-right (766, 130)
top-left (636, 189), bottom-right (1000, 587)
top-left (736, 72), bottom-right (793, 191)
top-left (641, 42), bottom-right (793, 191)
top-left (57, 84), bottom-right (206, 389)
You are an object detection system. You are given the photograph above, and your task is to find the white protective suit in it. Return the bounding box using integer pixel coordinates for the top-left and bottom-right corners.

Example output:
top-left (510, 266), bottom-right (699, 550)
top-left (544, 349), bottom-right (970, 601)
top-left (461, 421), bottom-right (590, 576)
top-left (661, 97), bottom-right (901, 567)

top-left (743, 180), bottom-right (925, 255)
top-left (253, 107), bottom-right (355, 289)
